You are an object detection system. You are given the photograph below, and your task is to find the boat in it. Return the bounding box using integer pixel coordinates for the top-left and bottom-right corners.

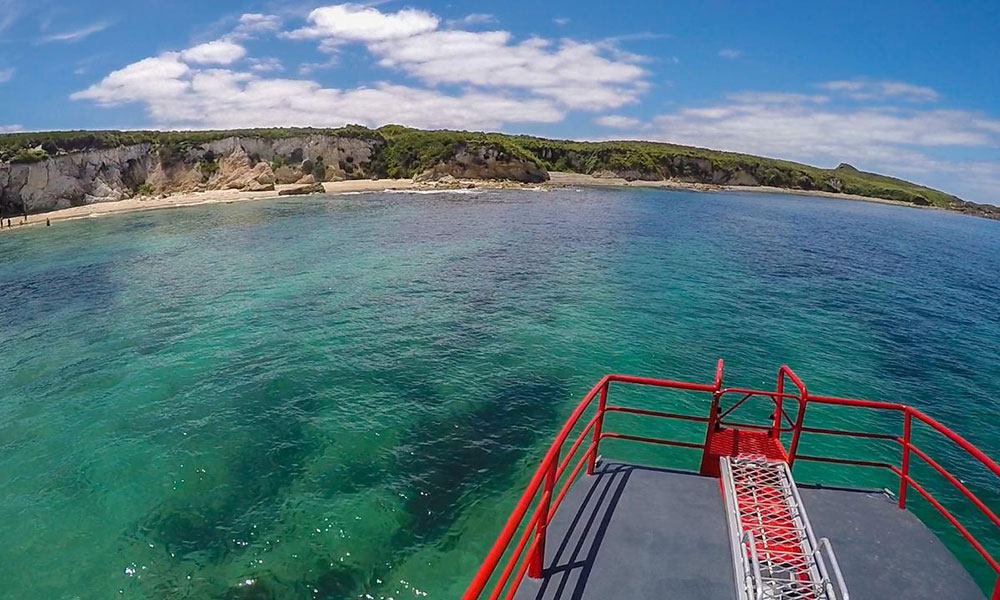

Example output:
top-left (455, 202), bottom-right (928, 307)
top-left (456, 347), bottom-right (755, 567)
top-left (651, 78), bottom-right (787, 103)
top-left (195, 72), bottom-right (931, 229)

top-left (462, 361), bottom-right (1000, 600)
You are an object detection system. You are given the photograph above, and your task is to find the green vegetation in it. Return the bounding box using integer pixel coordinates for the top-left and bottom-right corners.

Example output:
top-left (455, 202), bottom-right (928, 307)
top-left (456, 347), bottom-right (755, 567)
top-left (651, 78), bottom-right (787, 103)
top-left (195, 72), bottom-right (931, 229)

top-left (134, 183), bottom-right (155, 196)
top-left (311, 155), bottom-right (326, 182)
top-left (0, 126), bottom-right (383, 163)
top-left (197, 158), bottom-right (219, 179)
top-left (374, 127), bottom-right (958, 207)
top-left (0, 125), bottom-right (963, 209)
top-left (378, 126), bottom-right (539, 178)
top-left (11, 148), bottom-right (49, 163)
top-left (505, 135), bottom-right (958, 207)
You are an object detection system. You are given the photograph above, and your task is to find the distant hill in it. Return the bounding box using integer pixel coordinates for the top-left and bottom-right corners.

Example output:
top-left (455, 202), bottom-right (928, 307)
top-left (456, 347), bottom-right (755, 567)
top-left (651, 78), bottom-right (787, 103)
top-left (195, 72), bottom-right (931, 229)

top-left (1, 125), bottom-right (996, 220)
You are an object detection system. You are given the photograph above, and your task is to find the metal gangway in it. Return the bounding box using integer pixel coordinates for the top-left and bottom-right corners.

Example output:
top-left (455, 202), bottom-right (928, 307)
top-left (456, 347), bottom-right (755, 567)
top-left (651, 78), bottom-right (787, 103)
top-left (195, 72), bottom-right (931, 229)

top-left (721, 455), bottom-right (850, 600)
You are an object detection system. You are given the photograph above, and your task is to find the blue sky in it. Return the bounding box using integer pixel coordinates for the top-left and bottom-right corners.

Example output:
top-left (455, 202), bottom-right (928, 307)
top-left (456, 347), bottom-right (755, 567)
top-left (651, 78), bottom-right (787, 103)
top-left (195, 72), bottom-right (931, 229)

top-left (1, 0), bottom-right (999, 203)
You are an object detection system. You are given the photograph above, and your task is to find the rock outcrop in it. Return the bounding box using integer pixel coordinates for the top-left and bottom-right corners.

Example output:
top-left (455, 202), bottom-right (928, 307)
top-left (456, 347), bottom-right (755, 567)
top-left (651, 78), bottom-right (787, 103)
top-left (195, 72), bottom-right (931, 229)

top-left (211, 147), bottom-right (275, 191)
top-left (277, 183), bottom-right (325, 196)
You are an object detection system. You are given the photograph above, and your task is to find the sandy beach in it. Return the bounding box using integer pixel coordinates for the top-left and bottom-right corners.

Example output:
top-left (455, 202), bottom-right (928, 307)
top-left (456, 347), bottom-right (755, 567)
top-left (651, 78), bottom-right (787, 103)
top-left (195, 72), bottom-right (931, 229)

top-left (0, 179), bottom-right (420, 232)
top-left (0, 172), bottom-right (936, 233)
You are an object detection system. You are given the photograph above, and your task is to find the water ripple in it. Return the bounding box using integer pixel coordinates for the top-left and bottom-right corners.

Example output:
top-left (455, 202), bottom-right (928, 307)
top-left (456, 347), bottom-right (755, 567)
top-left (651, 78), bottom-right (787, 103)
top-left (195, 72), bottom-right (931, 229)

top-left (0, 189), bottom-right (999, 597)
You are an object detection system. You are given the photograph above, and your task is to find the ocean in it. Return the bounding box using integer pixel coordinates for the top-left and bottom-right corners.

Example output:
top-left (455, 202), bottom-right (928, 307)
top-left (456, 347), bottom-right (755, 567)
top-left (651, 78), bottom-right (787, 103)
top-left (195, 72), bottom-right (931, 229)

top-left (1, 187), bottom-right (998, 598)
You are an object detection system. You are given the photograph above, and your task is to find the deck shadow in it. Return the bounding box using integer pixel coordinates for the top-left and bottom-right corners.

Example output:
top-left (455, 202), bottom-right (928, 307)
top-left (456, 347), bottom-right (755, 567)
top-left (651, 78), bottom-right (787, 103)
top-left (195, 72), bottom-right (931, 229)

top-left (512, 461), bottom-right (985, 600)
top-left (514, 461), bottom-right (734, 600)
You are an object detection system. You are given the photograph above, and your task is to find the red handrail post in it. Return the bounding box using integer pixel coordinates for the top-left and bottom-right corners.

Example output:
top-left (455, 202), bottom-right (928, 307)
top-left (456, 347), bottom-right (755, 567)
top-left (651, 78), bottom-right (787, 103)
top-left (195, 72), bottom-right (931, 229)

top-left (697, 389), bottom-right (724, 476)
top-left (529, 448), bottom-right (559, 579)
top-left (773, 369), bottom-right (785, 439)
top-left (787, 403), bottom-right (807, 467)
top-left (587, 382), bottom-right (609, 476)
top-left (781, 366), bottom-right (809, 467)
top-left (991, 575), bottom-right (1000, 600)
top-left (899, 409), bottom-right (912, 509)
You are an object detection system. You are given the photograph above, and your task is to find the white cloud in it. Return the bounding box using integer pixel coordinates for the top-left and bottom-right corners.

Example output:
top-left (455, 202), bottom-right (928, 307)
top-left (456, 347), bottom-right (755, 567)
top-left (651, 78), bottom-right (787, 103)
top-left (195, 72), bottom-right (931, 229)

top-left (974, 118), bottom-right (1000, 135)
top-left (651, 101), bottom-right (998, 163)
top-left (297, 57), bottom-right (338, 76)
top-left (553, 17), bottom-right (570, 26)
top-left (38, 20), bottom-right (113, 43)
top-left (942, 161), bottom-right (1000, 201)
top-left (0, 0), bottom-right (20, 37)
top-left (371, 31), bottom-right (646, 110)
top-left (181, 40), bottom-right (247, 65)
top-left (0, 124), bottom-right (23, 132)
top-left (72, 54), bottom-right (191, 104)
top-left (595, 115), bottom-right (643, 129)
top-left (248, 57), bottom-right (283, 73)
top-left (633, 89), bottom-right (1000, 203)
top-left (718, 48), bottom-right (741, 59)
top-left (820, 79), bottom-right (940, 103)
top-left (71, 54), bottom-right (563, 130)
top-left (728, 92), bottom-right (829, 104)
top-left (72, 53), bottom-right (111, 76)
top-left (447, 13), bottom-right (496, 27)
top-left (72, 4), bottom-right (646, 137)
top-left (232, 13), bottom-right (281, 39)
top-left (0, 67), bottom-right (13, 83)
top-left (289, 4), bottom-right (439, 43)
top-left (284, 4), bottom-right (647, 111)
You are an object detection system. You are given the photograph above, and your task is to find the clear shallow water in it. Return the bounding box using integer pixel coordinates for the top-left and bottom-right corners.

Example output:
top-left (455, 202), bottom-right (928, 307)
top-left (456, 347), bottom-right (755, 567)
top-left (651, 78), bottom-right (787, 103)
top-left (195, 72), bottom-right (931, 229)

top-left (1, 188), bottom-right (999, 599)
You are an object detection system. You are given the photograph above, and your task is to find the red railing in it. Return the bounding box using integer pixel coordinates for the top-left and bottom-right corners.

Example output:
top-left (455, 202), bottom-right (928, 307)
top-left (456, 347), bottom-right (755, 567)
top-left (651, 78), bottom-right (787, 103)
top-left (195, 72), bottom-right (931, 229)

top-left (795, 393), bottom-right (1000, 599)
top-left (462, 361), bottom-right (1000, 600)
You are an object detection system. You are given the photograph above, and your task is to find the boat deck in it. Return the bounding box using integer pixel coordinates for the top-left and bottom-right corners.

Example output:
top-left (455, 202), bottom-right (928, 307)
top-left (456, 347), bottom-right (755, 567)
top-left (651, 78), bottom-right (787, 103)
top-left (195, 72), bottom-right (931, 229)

top-left (513, 461), bottom-right (985, 600)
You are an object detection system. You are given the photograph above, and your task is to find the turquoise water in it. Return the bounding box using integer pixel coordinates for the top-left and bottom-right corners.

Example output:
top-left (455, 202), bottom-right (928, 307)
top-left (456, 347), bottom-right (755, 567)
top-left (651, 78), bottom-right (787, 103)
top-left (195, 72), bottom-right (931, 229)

top-left (1, 188), bottom-right (999, 599)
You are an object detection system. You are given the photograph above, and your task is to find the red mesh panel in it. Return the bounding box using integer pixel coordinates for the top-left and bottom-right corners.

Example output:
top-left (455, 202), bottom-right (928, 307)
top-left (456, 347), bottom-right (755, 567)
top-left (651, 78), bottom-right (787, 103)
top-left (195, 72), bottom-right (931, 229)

top-left (700, 428), bottom-right (788, 476)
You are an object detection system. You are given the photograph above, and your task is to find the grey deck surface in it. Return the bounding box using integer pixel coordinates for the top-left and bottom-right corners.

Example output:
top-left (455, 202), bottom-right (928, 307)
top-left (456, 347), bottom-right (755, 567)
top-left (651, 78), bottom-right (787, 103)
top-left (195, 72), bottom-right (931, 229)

top-left (798, 485), bottom-right (984, 600)
top-left (514, 462), bottom-right (735, 600)
top-left (514, 461), bottom-right (985, 600)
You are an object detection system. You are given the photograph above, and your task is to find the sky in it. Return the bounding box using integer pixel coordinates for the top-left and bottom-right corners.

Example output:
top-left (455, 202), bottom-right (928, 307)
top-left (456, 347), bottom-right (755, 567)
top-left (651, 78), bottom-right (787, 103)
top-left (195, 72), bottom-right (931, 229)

top-left (1, 0), bottom-right (999, 204)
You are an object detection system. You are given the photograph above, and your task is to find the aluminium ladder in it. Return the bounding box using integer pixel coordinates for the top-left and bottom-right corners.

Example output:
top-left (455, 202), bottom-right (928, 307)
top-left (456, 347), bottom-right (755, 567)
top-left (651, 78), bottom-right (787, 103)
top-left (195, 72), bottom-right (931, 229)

top-left (720, 455), bottom-right (850, 600)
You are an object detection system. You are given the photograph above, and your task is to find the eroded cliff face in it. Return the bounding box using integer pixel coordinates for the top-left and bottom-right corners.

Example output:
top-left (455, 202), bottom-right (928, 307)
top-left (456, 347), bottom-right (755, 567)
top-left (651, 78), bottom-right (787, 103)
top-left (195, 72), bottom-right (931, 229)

top-left (0, 144), bottom-right (153, 213)
top-left (413, 145), bottom-right (549, 183)
top-left (0, 135), bottom-right (387, 216)
top-left (0, 133), bottom-right (556, 216)
top-left (4, 126), bottom-right (982, 219)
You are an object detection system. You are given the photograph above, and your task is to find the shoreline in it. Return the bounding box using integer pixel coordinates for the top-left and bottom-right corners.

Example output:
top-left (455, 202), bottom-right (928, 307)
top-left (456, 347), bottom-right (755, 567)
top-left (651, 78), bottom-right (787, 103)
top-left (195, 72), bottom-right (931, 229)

top-left (0, 179), bottom-right (420, 232)
top-left (545, 172), bottom-right (936, 210)
top-left (0, 173), bottom-right (956, 233)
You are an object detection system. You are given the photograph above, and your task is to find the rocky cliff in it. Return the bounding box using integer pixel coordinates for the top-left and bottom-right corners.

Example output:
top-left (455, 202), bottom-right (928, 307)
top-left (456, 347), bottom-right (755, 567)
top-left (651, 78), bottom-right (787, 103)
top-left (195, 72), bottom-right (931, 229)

top-left (412, 145), bottom-right (547, 183)
top-left (0, 131), bottom-right (552, 216)
top-left (2, 126), bottom-right (987, 219)
top-left (0, 134), bottom-right (396, 215)
top-left (526, 143), bottom-right (836, 191)
top-left (1, 144), bottom-right (153, 214)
